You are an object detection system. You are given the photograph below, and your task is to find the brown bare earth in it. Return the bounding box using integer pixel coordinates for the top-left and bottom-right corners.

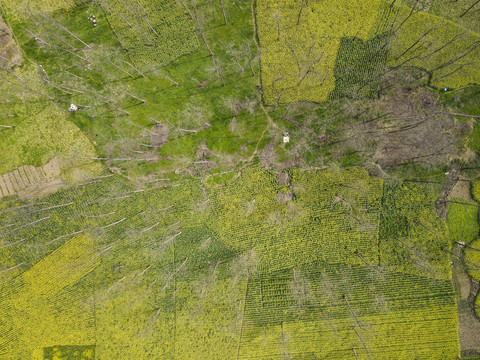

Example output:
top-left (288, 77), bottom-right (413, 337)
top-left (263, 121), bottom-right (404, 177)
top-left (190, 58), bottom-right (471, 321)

top-left (191, 140), bottom-right (216, 175)
top-left (259, 141), bottom-right (277, 169)
top-left (195, 139), bottom-right (214, 160)
top-left (0, 13), bottom-right (23, 69)
top-left (276, 191), bottom-right (293, 202)
top-left (0, 158), bottom-right (62, 200)
top-left (331, 88), bottom-right (470, 170)
top-left (435, 168), bottom-right (460, 220)
top-left (142, 151), bottom-right (159, 163)
top-left (277, 171), bottom-right (291, 186)
top-left (373, 88), bottom-right (465, 168)
top-left (449, 175), bottom-right (474, 202)
top-left (151, 122), bottom-right (169, 147)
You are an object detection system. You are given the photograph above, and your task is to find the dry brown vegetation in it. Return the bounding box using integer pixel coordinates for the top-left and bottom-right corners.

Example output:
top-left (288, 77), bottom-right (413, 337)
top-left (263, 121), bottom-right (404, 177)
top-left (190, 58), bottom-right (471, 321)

top-left (0, 14), bottom-right (23, 69)
top-left (0, 157), bottom-right (62, 200)
top-left (373, 88), bottom-right (465, 167)
top-left (328, 87), bottom-right (471, 170)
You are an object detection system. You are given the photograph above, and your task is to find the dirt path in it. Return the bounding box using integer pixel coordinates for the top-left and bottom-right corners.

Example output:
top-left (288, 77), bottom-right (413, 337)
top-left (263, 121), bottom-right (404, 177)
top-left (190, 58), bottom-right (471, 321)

top-left (0, 11), bottom-right (23, 70)
top-left (443, 171), bottom-right (480, 357)
top-left (435, 167), bottom-right (460, 220)
top-left (452, 242), bottom-right (480, 358)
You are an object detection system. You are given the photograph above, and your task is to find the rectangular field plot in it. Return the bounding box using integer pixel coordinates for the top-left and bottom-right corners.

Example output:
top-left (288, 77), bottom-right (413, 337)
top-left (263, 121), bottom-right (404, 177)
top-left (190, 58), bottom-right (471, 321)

top-left (255, 0), bottom-right (390, 103)
top-left (43, 345), bottom-right (95, 360)
top-left (239, 263), bottom-right (459, 359)
top-left (379, 181), bottom-right (452, 280)
top-left (256, 0), bottom-right (480, 104)
top-left (0, 235), bottom-right (97, 359)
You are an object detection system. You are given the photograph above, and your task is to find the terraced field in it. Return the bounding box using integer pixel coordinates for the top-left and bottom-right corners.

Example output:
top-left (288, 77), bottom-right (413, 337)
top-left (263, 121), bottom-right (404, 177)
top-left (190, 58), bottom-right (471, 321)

top-left (0, 158), bottom-right (61, 199)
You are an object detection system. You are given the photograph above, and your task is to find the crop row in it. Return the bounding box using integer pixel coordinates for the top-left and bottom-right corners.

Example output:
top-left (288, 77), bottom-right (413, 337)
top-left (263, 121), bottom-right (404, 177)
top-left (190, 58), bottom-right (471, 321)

top-left (101, 0), bottom-right (199, 71)
top-left (239, 305), bottom-right (458, 359)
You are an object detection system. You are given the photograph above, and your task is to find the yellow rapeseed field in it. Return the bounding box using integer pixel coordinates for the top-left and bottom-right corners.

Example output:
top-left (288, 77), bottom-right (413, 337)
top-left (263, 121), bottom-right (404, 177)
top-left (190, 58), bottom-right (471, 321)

top-left (0, 234), bottom-right (98, 359)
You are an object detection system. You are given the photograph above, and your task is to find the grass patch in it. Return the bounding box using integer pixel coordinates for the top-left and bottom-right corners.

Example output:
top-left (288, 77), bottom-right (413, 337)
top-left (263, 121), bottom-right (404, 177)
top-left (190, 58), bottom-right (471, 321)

top-left (465, 238), bottom-right (480, 282)
top-left (0, 63), bottom-right (101, 181)
top-left (0, 0), bottom-right (73, 16)
top-left (468, 122), bottom-right (480, 151)
top-left (2, 0), bottom-right (267, 180)
top-left (447, 198), bottom-right (479, 244)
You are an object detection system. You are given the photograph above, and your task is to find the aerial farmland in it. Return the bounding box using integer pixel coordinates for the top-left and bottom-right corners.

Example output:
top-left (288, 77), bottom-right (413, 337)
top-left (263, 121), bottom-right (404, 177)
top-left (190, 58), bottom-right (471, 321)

top-left (0, 0), bottom-right (480, 359)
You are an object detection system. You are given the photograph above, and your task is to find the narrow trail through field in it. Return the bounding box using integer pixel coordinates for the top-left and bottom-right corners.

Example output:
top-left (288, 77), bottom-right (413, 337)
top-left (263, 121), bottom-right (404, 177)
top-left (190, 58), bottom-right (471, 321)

top-left (443, 170), bottom-right (480, 357)
top-left (452, 242), bottom-right (480, 357)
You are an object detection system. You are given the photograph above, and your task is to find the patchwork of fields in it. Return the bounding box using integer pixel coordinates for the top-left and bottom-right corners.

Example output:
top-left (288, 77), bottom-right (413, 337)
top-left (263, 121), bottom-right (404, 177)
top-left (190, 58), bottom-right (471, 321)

top-left (0, 0), bottom-right (479, 358)
top-left (0, 169), bottom-right (461, 358)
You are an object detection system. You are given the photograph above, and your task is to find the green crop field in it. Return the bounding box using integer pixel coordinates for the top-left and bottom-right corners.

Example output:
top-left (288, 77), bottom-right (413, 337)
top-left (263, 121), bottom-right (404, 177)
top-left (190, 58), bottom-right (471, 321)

top-left (99, 0), bottom-right (199, 71)
top-left (256, 0), bottom-right (390, 104)
top-left (0, 168), bottom-right (462, 358)
top-left (447, 198), bottom-right (479, 244)
top-left (380, 181), bottom-right (451, 279)
top-left (209, 167), bottom-right (384, 270)
top-left (466, 238), bottom-right (480, 280)
top-left (389, 8), bottom-right (480, 91)
top-left (0, 0), bottom-right (479, 358)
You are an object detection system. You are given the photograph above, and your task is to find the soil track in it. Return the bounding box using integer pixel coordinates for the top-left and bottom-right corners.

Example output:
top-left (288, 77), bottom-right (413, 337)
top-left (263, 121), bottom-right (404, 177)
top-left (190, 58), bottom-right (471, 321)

top-left (0, 13), bottom-right (22, 69)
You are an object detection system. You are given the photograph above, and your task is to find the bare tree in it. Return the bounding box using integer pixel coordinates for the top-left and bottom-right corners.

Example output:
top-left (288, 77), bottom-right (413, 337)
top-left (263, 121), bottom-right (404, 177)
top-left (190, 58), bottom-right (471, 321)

top-left (224, 97), bottom-right (240, 120)
top-left (274, 11), bottom-right (281, 41)
top-left (460, 0), bottom-right (480, 17)
top-left (179, 0), bottom-right (225, 85)
top-left (297, 0), bottom-right (307, 25)
top-left (226, 44), bottom-right (244, 73)
top-left (219, 0), bottom-right (227, 25)
top-left (298, 51), bottom-right (324, 86)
